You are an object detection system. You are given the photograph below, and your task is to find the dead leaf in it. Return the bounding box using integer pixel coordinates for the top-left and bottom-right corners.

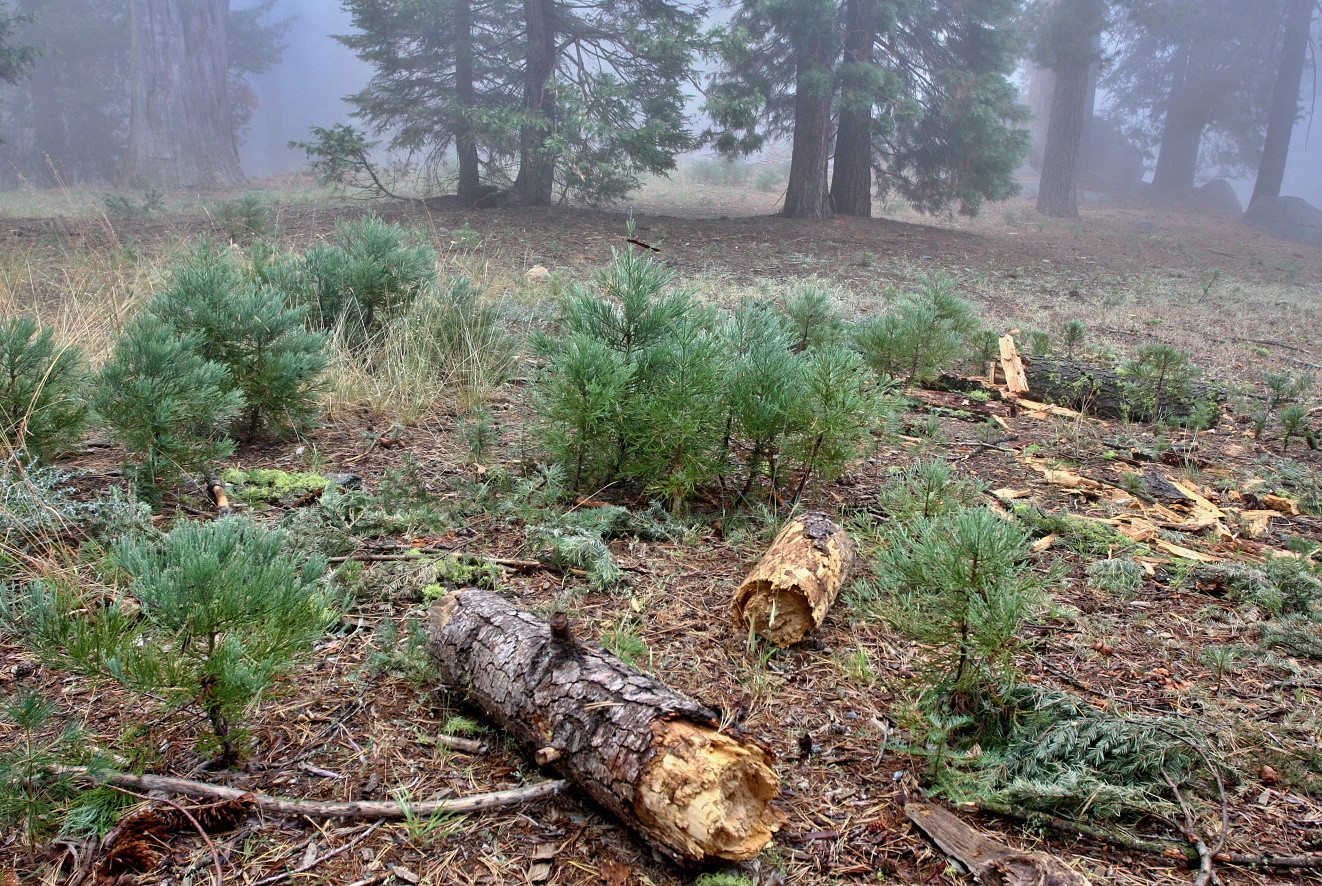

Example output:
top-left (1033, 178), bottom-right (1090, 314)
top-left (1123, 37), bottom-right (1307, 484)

top-left (600, 858), bottom-right (633, 886)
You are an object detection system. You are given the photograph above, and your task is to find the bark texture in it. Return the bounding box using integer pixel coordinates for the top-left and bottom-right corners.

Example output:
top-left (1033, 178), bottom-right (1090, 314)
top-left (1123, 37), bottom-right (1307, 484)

top-left (781, 34), bottom-right (834, 219)
top-left (905, 801), bottom-right (1091, 886)
top-left (122, 0), bottom-right (245, 190)
top-left (1035, 62), bottom-right (1089, 218)
top-left (508, 0), bottom-right (557, 207)
top-left (829, 0), bottom-right (873, 217)
top-left (1150, 41), bottom-right (1203, 199)
top-left (1024, 356), bottom-right (1220, 423)
top-left (428, 590), bottom-right (780, 866)
top-left (1251, 0), bottom-right (1313, 204)
top-left (732, 512), bottom-right (854, 647)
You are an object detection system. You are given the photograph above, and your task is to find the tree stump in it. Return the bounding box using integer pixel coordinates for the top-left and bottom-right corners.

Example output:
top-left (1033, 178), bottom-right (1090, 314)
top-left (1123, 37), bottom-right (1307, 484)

top-left (732, 512), bottom-right (854, 647)
top-left (428, 590), bottom-right (780, 866)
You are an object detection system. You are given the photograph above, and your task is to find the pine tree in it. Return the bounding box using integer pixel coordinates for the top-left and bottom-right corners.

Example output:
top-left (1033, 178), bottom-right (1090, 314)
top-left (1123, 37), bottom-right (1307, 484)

top-left (335, 0), bottom-right (705, 206)
top-left (707, 0), bottom-right (1029, 218)
top-left (1251, 0), bottom-right (1313, 204)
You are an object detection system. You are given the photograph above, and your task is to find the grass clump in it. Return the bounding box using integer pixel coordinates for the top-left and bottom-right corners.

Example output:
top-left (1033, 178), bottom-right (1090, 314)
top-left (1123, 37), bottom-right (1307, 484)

top-left (5, 518), bottom-right (336, 763)
top-left (0, 316), bottom-right (89, 462)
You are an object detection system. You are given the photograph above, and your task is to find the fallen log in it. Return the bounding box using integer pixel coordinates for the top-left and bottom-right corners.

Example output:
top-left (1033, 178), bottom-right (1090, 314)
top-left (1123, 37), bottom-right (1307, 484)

top-left (1023, 355), bottom-right (1221, 423)
top-left (905, 801), bottom-right (1091, 886)
top-left (427, 590), bottom-right (780, 867)
top-left (731, 512), bottom-right (854, 647)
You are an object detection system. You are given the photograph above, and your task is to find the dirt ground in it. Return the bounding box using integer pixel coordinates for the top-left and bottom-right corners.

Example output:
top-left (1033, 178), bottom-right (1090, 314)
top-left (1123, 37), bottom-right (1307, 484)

top-left (2, 181), bottom-right (1322, 886)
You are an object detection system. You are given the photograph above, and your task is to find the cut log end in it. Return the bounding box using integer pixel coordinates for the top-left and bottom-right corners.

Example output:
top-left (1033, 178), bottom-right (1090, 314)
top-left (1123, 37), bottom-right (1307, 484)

top-left (732, 512), bottom-right (854, 647)
top-left (636, 718), bottom-right (779, 862)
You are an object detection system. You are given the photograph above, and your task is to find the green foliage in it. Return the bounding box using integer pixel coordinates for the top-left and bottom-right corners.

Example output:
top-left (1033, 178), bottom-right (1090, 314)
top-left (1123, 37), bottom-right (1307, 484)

top-left (145, 240), bottom-right (329, 438)
top-left (873, 460), bottom-right (986, 523)
top-left (779, 285), bottom-right (844, 352)
top-left (215, 194), bottom-right (274, 243)
top-left (1086, 557), bottom-right (1145, 596)
top-left (852, 275), bottom-right (981, 383)
top-left (5, 518), bottom-right (335, 761)
top-left (693, 872), bottom-right (756, 886)
top-left (1278, 404), bottom-right (1313, 451)
top-left (1253, 458), bottom-right (1322, 515)
top-left (93, 315), bottom-right (243, 501)
top-left (0, 315), bottom-right (88, 461)
top-left (870, 506), bottom-right (1047, 701)
top-left (1061, 319), bottom-right (1087, 358)
top-left (1119, 344), bottom-right (1201, 423)
top-left (533, 248), bottom-right (883, 505)
top-left (270, 216), bottom-right (437, 349)
top-left (0, 691), bottom-right (118, 845)
top-left (220, 467), bottom-right (329, 504)
top-left (1014, 505), bottom-right (1138, 557)
top-left (601, 618), bottom-right (650, 667)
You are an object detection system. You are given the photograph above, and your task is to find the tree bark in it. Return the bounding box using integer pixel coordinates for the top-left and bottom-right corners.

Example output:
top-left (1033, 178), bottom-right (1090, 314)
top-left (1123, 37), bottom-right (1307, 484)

top-left (1035, 61), bottom-right (1089, 217)
top-left (782, 30), bottom-right (834, 219)
top-left (121, 0), bottom-right (246, 190)
top-left (453, 0), bottom-right (483, 208)
top-left (1150, 41), bottom-right (1203, 199)
top-left (508, 0), bottom-right (557, 207)
top-left (829, 0), bottom-right (873, 217)
top-left (1025, 65), bottom-right (1055, 170)
top-left (427, 590), bottom-right (781, 867)
top-left (732, 512), bottom-right (855, 647)
top-left (1251, 0), bottom-right (1313, 205)
top-left (1024, 355), bottom-right (1220, 423)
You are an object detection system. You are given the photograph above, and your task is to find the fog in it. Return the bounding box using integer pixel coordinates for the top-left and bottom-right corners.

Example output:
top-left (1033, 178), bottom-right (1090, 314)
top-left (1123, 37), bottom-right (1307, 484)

top-left (236, 0), bottom-right (372, 178)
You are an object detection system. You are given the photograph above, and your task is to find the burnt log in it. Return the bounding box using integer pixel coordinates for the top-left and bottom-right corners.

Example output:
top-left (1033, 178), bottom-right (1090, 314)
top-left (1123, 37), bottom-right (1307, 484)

top-left (732, 512), bottom-right (855, 647)
top-left (428, 589), bottom-right (780, 866)
top-left (1023, 355), bottom-right (1221, 423)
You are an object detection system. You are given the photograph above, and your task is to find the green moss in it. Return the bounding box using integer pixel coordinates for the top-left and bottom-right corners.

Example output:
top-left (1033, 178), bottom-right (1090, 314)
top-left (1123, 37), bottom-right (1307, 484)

top-left (220, 468), bottom-right (328, 504)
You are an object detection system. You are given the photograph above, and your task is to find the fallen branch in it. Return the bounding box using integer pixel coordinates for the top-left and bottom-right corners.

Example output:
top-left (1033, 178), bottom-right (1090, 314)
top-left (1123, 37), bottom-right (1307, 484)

top-left (60, 767), bottom-right (565, 820)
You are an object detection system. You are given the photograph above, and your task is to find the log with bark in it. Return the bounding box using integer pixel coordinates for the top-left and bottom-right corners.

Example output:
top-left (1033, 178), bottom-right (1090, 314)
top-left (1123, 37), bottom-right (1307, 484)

top-left (428, 590), bottom-right (780, 866)
top-left (1022, 355), bottom-right (1221, 423)
top-left (732, 512), bottom-right (855, 647)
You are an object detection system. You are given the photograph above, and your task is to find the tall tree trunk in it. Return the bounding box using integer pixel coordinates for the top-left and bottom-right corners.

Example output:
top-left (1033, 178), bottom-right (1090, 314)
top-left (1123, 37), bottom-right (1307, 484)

top-left (121, 0), bottom-right (246, 190)
top-left (829, 0), bottom-right (873, 217)
top-left (1025, 65), bottom-right (1055, 170)
top-left (1150, 41), bottom-right (1203, 198)
top-left (1251, 0), bottom-right (1313, 205)
top-left (1036, 62), bottom-right (1089, 217)
top-left (782, 30), bottom-right (834, 219)
top-left (508, 0), bottom-right (556, 207)
top-left (453, 0), bottom-right (482, 207)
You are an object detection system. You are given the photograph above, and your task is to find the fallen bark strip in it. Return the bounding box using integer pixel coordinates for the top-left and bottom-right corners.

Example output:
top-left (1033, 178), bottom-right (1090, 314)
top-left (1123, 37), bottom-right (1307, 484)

top-left (59, 767), bottom-right (565, 819)
top-left (428, 589), bottom-right (780, 867)
top-left (732, 511), bottom-right (854, 647)
top-left (904, 800), bottom-right (1090, 885)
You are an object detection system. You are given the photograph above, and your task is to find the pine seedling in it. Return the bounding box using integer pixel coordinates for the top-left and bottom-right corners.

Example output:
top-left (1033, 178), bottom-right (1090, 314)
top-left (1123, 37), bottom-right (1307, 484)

top-left (9, 519), bottom-right (334, 763)
top-left (1279, 404), bottom-right (1310, 451)
top-left (534, 334), bottom-right (635, 488)
top-left (0, 316), bottom-right (89, 462)
top-left (1119, 344), bottom-right (1199, 422)
top-left (1263, 372), bottom-right (1312, 412)
top-left (780, 285), bottom-right (844, 352)
top-left (874, 460), bottom-right (985, 523)
top-left (146, 240), bottom-right (329, 438)
top-left (873, 507), bottom-right (1045, 702)
top-left (852, 276), bottom-right (979, 384)
top-left (787, 343), bottom-right (877, 500)
top-left (93, 315), bottom-right (243, 502)
top-left (1061, 320), bottom-right (1087, 358)
top-left (722, 301), bottom-right (803, 495)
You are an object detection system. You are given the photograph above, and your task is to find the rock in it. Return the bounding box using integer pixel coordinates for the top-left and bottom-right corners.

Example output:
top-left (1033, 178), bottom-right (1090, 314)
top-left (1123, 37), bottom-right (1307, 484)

top-left (1192, 179), bottom-right (1243, 216)
top-left (1243, 196), bottom-right (1322, 249)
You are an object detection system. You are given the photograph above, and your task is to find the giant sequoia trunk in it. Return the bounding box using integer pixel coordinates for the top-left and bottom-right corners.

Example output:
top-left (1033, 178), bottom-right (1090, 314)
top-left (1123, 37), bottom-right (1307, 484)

top-left (508, 0), bottom-right (557, 207)
top-left (829, 0), bottom-right (873, 217)
top-left (782, 34), bottom-right (834, 219)
top-left (428, 590), bottom-right (780, 866)
top-left (121, 0), bottom-right (245, 190)
top-left (1035, 62), bottom-right (1089, 218)
top-left (1251, 0), bottom-right (1313, 205)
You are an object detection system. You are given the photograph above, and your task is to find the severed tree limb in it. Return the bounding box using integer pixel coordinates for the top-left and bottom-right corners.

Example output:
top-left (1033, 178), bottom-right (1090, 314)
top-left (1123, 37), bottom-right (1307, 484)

top-left (59, 767), bottom-right (565, 820)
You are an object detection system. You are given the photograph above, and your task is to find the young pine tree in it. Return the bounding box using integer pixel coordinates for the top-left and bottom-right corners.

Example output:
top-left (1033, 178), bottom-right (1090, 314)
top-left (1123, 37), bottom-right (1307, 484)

top-left (0, 316), bottom-right (88, 462)
top-left (93, 315), bottom-right (243, 501)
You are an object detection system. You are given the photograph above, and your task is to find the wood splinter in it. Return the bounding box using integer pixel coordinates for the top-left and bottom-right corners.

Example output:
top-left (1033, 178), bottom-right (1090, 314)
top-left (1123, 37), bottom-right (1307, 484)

top-left (905, 801), bottom-right (1091, 886)
top-left (428, 590), bottom-right (780, 867)
top-left (732, 511), bottom-right (854, 647)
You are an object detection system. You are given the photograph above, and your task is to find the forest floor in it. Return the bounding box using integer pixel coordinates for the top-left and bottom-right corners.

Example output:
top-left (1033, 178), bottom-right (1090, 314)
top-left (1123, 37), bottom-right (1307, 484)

top-left (2, 174), bottom-right (1322, 886)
